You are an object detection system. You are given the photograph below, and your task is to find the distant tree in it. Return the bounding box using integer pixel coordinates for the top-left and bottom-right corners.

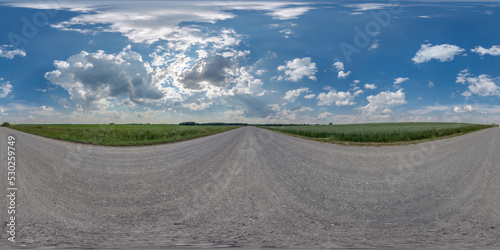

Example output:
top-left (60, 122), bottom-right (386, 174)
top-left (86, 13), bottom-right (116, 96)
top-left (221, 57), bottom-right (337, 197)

top-left (2, 122), bottom-right (10, 127)
top-left (179, 121), bottom-right (197, 125)
top-left (329, 123), bottom-right (333, 125)
top-left (109, 123), bottom-right (115, 125)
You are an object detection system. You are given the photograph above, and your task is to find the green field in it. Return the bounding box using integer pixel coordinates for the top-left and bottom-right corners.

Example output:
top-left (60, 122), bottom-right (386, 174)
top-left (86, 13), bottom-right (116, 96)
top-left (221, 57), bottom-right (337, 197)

top-left (261, 122), bottom-right (497, 143)
top-left (9, 124), bottom-right (241, 146)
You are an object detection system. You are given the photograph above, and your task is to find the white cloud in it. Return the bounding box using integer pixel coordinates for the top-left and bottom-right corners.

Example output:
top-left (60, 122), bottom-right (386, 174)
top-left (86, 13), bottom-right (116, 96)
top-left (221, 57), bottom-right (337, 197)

top-left (454, 105), bottom-right (473, 113)
top-left (46, 3), bottom-right (238, 44)
top-left (456, 69), bottom-right (500, 97)
top-left (283, 87), bottom-right (310, 102)
top-left (358, 89), bottom-right (406, 115)
top-left (45, 50), bottom-right (166, 110)
top-left (317, 112), bottom-right (333, 119)
top-left (277, 57), bottom-right (317, 81)
top-left (333, 61), bottom-right (345, 71)
top-left (317, 90), bottom-right (362, 106)
top-left (268, 7), bottom-right (314, 20)
top-left (6, 1), bottom-right (312, 45)
top-left (269, 106), bottom-right (314, 121)
top-left (0, 107), bottom-right (8, 116)
top-left (255, 69), bottom-right (267, 76)
top-left (333, 61), bottom-right (351, 79)
top-left (257, 90), bottom-right (267, 96)
top-left (304, 94), bottom-right (316, 99)
top-left (412, 44), bottom-right (465, 64)
top-left (40, 105), bottom-right (53, 112)
top-left (345, 3), bottom-right (397, 11)
top-left (338, 71), bottom-right (351, 79)
top-left (0, 45), bottom-right (26, 59)
top-left (215, 2), bottom-right (313, 20)
top-left (428, 81), bottom-right (435, 88)
top-left (471, 45), bottom-right (500, 56)
top-left (279, 29), bottom-right (294, 38)
top-left (182, 101), bottom-right (212, 111)
top-left (0, 79), bottom-right (13, 98)
top-left (408, 105), bottom-right (451, 115)
top-left (224, 109), bottom-right (244, 118)
top-left (229, 67), bottom-right (264, 96)
top-left (394, 77), bottom-right (409, 84)
top-left (0, 103), bottom-right (62, 117)
top-left (418, 15), bottom-right (431, 18)
top-left (31, 106), bottom-right (62, 116)
top-left (133, 107), bottom-right (165, 119)
top-left (483, 10), bottom-right (493, 15)
top-left (364, 83), bottom-right (377, 90)
top-left (369, 40), bottom-right (380, 50)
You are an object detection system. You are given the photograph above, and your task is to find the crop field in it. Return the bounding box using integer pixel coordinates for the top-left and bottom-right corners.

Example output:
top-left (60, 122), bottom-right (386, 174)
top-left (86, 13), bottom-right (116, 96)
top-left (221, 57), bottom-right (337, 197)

top-left (262, 122), bottom-right (497, 143)
top-left (9, 124), bottom-right (241, 146)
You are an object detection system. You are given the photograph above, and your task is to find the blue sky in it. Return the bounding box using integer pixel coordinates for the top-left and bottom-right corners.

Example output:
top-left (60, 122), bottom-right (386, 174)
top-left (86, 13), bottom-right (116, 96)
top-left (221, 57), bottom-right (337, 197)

top-left (0, 0), bottom-right (499, 124)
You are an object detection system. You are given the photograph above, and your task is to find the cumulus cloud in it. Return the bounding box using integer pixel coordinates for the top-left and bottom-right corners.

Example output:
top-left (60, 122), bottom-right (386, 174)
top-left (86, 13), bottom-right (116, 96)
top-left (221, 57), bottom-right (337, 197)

top-left (304, 94), bottom-right (316, 99)
top-left (333, 61), bottom-right (345, 71)
top-left (269, 106), bottom-right (314, 121)
top-left (337, 71), bottom-right (351, 79)
top-left (333, 61), bottom-right (351, 79)
top-left (224, 109), bottom-right (244, 118)
top-left (456, 69), bottom-right (500, 97)
top-left (471, 45), bottom-right (500, 56)
top-left (277, 57), bottom-right (317, 81)
top-left (317, 112), bottom-right (333, 119)
top-left (283, 87), bottom-right (310, 102)
top-left (453, 105), bottom-right (473, 113)
top-left (412, 44), bottom-right (465, 63)
top-left (364, 83), bottom-right (377, 90)
top-left (0, 78), bottom-right (13, 98)
top-left (31, 106), bottom-right (62, 116)
top-left (230, 67), bottom-right (264, 95)
top-left (45, 50), bottom-right (165, 110)
top-left (358, 89), bottom-right (406, 115)
top-left (179, 55), bottom-right (237, 90)
top-left (394, 77), bottom-right (409, 84)
top-left (317, 89), bottom-right (363, 106)
top-left (182, 101), bottom-right (213, 111)
top-left (0, 45), bottom-right (26, 59)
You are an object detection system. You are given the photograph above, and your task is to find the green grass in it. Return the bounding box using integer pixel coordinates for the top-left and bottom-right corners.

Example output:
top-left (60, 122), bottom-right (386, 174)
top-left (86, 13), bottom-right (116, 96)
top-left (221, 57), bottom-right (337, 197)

top-left (261, 122), bottom-right (496, 143)
top-left (9, 124), bottom-right (241, 146)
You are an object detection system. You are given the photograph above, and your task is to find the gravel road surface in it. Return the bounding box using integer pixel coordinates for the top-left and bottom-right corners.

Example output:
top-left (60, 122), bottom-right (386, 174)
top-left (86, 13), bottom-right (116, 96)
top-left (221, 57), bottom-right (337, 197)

top-left (0, 126), bottom-right (499, 248)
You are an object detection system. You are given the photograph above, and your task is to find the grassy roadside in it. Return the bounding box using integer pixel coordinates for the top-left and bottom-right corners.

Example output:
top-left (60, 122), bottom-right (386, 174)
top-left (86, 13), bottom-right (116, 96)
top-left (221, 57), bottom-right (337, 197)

top-left (8, 124), bottom-right (242, 146)
top-left (260, 122), bottom-right (497, 144)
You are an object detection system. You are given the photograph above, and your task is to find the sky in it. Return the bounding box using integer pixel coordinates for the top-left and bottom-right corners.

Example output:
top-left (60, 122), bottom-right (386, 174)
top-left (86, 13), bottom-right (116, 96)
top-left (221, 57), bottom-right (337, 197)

top-left (0, 0), bottom-right (499, 124)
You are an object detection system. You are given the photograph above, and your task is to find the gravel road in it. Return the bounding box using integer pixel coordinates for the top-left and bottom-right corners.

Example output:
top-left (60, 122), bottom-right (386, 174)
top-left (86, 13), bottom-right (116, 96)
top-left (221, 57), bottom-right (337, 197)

top-left (0, 126), bottom-right (499, 248)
